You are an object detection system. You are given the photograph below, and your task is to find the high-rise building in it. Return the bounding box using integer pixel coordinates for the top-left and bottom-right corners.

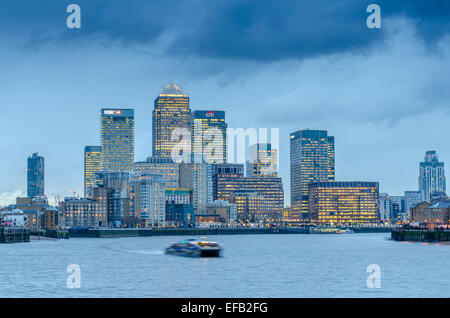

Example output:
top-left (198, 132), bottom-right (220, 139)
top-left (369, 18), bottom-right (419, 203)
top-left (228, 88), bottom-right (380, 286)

top-left (404, 190), bottom-right (422, 218)
top-left (179, 163), bottom-right (213, 214)
top-left (27, 152), bottom-right (45, 198)
top-left (192, 110), bottom-right (227, 163)
top-left (152, 83), bottom-right (192, 158)
top-left (419, 150), bottom-right (446, 203)
top-left (378, 193), bottom-right (392, 222)
top-left (391, 195), bottom-right (405, 220)
top-left (94, 172), bottom-right (131, 226)
top-left (246, 143), bottom-right (277, 177)
top-left (101, 109), bottom-right (135, 173)
top-left (133, 157), bottom-right (180, 189)
top-left (308, 181), bottom-right (379, 225)
top-left (290, 129), bottom-right (335, 220)
top-left (84, 146), bottom-right (102, 198)
top-left (129, 174), bottom-right (166, 228)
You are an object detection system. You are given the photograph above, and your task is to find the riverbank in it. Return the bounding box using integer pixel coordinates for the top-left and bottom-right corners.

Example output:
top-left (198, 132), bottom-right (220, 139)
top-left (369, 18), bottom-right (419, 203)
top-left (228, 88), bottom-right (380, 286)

top-left (68, 226), bottom-right (392, 238)
top-left (391, 228), bottom-right (450, 242)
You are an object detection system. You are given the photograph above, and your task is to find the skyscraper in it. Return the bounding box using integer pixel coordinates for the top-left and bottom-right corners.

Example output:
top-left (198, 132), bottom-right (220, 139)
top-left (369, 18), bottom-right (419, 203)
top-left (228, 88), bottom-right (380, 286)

top-left (290, 129), bottom-right (335, 220)
top-left (100, 109), bottom-right (135, 173)
top-left (27, 152), bottom-right (45, 198)
top-left (152, 83), bottom-right (192, 158)
top-left (419, 150), bottom-right (446, 203)
top-left (246, 143), bottom-right (278, 177)
top-left (84, 146), bottom-right (102, 198)
top-left (192, 110), bottom-right (227, 163)
top-left (179, 163), bottom-right (213, 214)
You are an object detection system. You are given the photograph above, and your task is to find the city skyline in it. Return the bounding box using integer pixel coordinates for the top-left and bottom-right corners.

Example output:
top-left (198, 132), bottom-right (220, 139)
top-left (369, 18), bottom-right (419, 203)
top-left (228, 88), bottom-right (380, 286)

top-left (1, 1), bottom-right (450, 206)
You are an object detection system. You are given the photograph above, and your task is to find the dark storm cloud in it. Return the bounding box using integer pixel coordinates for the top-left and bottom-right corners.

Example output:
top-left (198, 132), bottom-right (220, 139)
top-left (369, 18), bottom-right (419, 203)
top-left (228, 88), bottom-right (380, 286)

top-left (0, 0), bottom-right (448, 60)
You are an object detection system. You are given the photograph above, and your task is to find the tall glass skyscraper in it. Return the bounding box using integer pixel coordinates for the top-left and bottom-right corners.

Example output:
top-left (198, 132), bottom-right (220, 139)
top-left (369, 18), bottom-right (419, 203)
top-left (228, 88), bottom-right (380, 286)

top-left (27, 152), bottom-right (45, 198)
top-left (192, 110), bottom-right (227, 163)
top-left (84, 146), bottom-right (102, 198)
top-left (152, 83), bottom-right (192, 158)
top-left (100, 109), bottom-right (135, 173)
top-left (419, 150), bottom-right (446, 203)
top-left (290, 129), bottom-right (335, 220)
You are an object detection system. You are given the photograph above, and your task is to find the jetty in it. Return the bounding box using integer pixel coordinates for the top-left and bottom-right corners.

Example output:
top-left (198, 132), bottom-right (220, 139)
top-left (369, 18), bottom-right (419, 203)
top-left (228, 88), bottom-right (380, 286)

top-left (392, 228), bottom-right (450, 242)
top-left (0, 227), bottom-right (30, 243)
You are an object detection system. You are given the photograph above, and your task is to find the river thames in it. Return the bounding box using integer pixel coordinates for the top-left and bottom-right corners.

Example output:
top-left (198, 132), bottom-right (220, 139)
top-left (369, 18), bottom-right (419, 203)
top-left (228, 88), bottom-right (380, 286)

top-left (0, 233), bottom-right (449, 298)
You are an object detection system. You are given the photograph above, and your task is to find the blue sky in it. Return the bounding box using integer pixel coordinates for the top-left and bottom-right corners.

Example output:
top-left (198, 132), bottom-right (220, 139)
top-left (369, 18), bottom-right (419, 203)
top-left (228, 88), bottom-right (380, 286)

top-left (0, 0), bottom-right (449, 205)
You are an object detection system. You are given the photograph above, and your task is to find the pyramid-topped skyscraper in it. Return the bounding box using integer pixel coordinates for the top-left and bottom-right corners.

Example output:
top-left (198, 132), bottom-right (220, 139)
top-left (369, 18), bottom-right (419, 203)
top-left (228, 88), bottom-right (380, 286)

top-left (152, 83), bottom-right (192, 158)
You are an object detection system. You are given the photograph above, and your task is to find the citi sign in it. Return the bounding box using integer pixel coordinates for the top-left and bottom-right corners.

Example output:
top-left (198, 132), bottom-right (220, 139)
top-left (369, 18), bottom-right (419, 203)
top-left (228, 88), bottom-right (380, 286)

top-left (205, 111), bottom-right (215, 118)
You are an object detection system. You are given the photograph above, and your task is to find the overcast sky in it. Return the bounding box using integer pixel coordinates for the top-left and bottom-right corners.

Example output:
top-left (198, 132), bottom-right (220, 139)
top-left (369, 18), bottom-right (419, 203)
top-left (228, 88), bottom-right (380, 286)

top-left (0, 0), bottom-right (449, 206)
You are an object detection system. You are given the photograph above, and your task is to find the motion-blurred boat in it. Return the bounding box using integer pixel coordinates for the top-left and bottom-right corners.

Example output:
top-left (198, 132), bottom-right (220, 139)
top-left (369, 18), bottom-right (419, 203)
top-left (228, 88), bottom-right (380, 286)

top-left (165, 239), bottom-right (222, 257)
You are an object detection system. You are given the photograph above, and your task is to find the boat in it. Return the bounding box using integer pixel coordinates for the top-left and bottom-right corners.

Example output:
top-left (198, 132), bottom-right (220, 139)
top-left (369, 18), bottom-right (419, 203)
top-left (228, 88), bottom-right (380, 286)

top-left (165, 239), bottom-right (222, 257)
top-left (337, 229), bottom-right (355, 234)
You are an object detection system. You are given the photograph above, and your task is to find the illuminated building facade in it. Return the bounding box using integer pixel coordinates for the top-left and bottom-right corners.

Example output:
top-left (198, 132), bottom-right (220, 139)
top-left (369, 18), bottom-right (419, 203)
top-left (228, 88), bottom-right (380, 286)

top-left (212, 163), bottom-right (244, 200)
top-left (214, 175), bottom-right (284, 220)
top-left (60, 198), bottom-right (107, 228)
top-left (27, 152), bottom-right (45, 198)
top-left (93, 172), bottom-right (131, 226)
top-left (246, 143), bottom-right (277, 177)
top-left (129, 174), bottom-right (166, 227)
top-left (101, 108), bottom-right (135, 173)
top-left (179, 163), bottom-right (213, 214)
top-left (152, 83), bottom-right (192, 158)
top-left (133, 157), bottom-right (180, 189)
top-left (411, 201), bottom-right (450, 224)
top-left (308, 181), bottom-right (379, 225)
top-left (290, 129), bottom-right (335, 220)
top-left (165, 188), bottom-right (194, 228)
top-left (84, 146), bottom-right (102, 198)
top-left (419, 150), bottom-right (446, 203)
top-left (192, 110), bottom-right (227, 163)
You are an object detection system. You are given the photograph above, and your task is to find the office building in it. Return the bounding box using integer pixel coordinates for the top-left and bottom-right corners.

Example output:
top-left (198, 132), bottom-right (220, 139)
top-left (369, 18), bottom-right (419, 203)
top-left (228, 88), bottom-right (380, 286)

top-left (133, 157), bottom-right (180, 189)
top-left (84, 146), bottom-right (102, 198)
top-left (391, 195), bottom-right (405, 221)
top-left (308, 182), bottom-right (379, 225)
top-left (165, 188), bottom-right (194, 228)
top-left (152, 83), bottom-right (192, 158)
top-left (27, 152), bottom-right (45, 198)
top-left (179, 163), bottom-right (213, 214)
top-left (246, 143), bottom-right (277, 177)
top-left (101, 108), bottom-right (135, 172)
top-left (206, 200), bottom-right (237, 223)
top-left (379, 193), bottom-right (392, 222)
top-left (290, 130), bottom-right (335, 220)
top-left (192, 110), bottom-right (227, 163)
top-left (419, 150), bottom-right (446, 203)
top-left (212, 163), bottom-right (245, 200)
top-left (215, 175), bottom-right (284, 220)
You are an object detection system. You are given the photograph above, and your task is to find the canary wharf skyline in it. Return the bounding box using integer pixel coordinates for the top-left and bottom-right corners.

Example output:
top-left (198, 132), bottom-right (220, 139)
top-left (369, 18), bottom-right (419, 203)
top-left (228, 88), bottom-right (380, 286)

top-left (0, 0), bottom-right (450, 205)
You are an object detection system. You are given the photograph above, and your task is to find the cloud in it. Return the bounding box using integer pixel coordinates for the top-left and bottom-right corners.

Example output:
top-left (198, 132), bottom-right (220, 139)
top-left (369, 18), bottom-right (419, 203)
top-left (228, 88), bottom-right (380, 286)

top-left (0, 190), bottom-right (25, 207)
top-left (0, 0), bottom-right (448, 61)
